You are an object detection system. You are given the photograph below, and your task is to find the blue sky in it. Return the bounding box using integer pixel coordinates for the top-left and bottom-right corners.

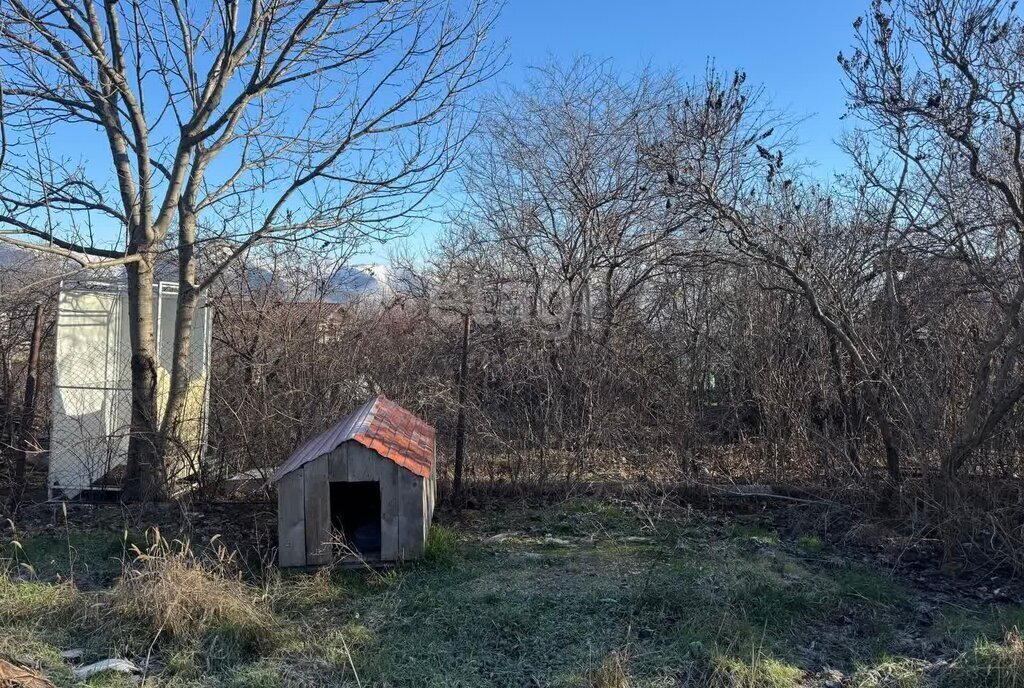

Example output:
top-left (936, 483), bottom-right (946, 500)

top-left (494, 0), bottom-right (863, 173)
top-left (380, 0), bottom-right (866, 260)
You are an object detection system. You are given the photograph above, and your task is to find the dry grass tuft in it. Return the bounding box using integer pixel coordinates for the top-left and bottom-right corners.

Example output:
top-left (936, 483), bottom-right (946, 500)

top-left (269, 567), bottom-right (341, 611)
top-left (943, 627), bottom-right (1024, 688)
top-left (707, 654), bottom-right (803, 688)
top-left (106, 529), bottom-right (274, 650)
top-left (586, 650), bottom-right (631, 688)
top-left (852, 657), bottom-right (928, 688)
top-left (677, 645), bottom-right (803, 688)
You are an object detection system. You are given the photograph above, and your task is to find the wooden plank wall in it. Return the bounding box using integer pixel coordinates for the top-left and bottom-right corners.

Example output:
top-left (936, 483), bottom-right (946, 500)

top-left (347, 443), bottom-right (378, 481)
top-left (277, 470), bottom-right (306, 567)
top-left (327, 442), bottom-right (348, 482)
top-left (398, 470), bottom-right (425, 560)
top-left (303, 455), bottom-right (331, 566)
top-left (379, 458), bottom-right (401, 561)
top-left (280, 438), bottom-right (434, 566)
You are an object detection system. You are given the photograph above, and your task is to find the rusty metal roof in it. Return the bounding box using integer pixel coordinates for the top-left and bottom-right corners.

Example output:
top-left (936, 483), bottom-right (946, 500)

top-left (271, 395), bottom-right (435, 482)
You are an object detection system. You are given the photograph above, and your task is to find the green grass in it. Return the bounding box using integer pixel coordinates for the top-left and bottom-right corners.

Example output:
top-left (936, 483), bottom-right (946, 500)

top-left (0, 576), bottom-right (80, 623)
top-left (832, 566), bottom-right (904, 604)
top-left (1, 500), bottom-right (1022, 687)
top-left (728, 522), bottom-right (780, 544)
top-left (702, 652), bottom-right (804, 688)
top-left (80, 673), bottom-right (142, 688)
top-left (937, 607), bottom-right (1024, 645)
top-left (228, 662), bottom-right (286, 688)
top-left (4, 529), bottom-right (134, 584)
top-left (422, 524), bottom-right (461, 567)
top-left (796, 533), bottom-right (825, 553)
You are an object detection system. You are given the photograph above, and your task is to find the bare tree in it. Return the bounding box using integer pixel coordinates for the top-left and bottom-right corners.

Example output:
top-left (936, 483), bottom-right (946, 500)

top-left (651, 68), bottom-right (914, 489)
top-left (0, 0), bottom-right (501, 499)
top-left (842, 0), bottom-right (1024, 489)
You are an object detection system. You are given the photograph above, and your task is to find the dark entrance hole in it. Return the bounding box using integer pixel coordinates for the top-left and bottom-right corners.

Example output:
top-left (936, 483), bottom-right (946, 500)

top-left (330, 481), bottom-right (381, 558)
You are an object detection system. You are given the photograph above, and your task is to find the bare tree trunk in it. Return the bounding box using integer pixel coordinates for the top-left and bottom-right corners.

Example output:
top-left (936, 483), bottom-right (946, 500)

top-left (160, 197), bottom-right (202, 479)
top-left (1, 350), bottom-right (11, 481)
top-left (452, 311), bottom-right (471, 506)
top-left (10, 304), bottom-right (43, 509)
top-left (16, 305), bottom-right (43, 477)
top-left (863, 382), bottom-right (901, 488)
top-left (827, 332), bottom-right (860, 474)
top-left (123, 256), bottom-right (165, 501)
top-left (161, 288), bottom-right (200, 484)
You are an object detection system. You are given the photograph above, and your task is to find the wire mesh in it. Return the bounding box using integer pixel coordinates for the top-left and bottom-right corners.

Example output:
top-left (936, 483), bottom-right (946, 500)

top-left (48, 282), bottom-right (212, 499)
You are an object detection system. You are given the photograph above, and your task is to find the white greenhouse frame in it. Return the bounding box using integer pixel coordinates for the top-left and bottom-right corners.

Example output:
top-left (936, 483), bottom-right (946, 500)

top-left (48, 281), bottom-right (213, 499)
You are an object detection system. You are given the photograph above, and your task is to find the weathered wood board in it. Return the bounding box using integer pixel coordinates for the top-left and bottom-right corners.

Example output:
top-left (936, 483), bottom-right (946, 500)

top-left (379, 459), bottom-right (400, 561)
top-left (398, 470), bottom-right (424, 560)
top-left (327, 443), bottom-right (348, 482)
top-left (303, 454), bottom-right (331, 565)
top-left (278, 470), bottom-right (306, 567)
top-left (347, 443), bottom-right (379, 482)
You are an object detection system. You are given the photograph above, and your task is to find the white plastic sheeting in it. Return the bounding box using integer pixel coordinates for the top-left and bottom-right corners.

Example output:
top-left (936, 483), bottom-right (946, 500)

top-left (48, 282), bottom-right (212, 499)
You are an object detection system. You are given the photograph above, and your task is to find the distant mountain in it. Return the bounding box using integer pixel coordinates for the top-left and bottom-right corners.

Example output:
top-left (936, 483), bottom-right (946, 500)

top-left (0, 241), bottom-right (404, 306)
top-left (0, 242), bottom-right (53, 268)
top-left (215, 244), bottom-right (401, 304)
top-left (0, 242), bottom-right (96, 291)
top-left (324, 264), bottom-right (393, 303)
top-left (0, 241), bottom-right (128, 279)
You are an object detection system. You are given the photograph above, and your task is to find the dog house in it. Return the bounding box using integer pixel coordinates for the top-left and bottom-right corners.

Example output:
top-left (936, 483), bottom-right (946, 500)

top-left (272, 395), bottom-right (436, 567)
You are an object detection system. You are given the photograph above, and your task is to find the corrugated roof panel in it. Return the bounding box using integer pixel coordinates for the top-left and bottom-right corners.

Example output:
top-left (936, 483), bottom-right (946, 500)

top-left (271, 395), bottom-right (434, 482)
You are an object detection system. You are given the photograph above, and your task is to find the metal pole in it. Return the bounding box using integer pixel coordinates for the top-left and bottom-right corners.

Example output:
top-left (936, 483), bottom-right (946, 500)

top-left (452, 311), bottom-right (471, 506)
